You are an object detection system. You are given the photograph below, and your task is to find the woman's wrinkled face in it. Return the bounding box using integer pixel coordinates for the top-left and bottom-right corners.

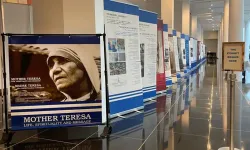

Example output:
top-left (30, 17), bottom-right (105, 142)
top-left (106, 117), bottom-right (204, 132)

top-left (47, 56), bottom-right (85, 92)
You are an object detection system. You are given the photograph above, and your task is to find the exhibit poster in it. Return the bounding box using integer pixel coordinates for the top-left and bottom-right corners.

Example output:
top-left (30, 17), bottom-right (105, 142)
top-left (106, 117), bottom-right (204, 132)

top-left (156, 19), bottom-right (166, 92)
top-left (197, 41), bottom-right (200, 64)
top-left (189, 38), bottom-right (194, 68)
top-left (139, 9), bottom-right (158, 100)
top-left (177, 36), bottom-right (184, 70)
top-left (163, 24), bottom-right (172, 86)
top-left (104, 1), bottom-right (143, 116)
top-left (181, 34), bottom-right (186, 68)
top-left (169, 34), bottom-right (176, 75)
top-left (185, 35), bottom-right (190, 68)
top-left (193, 39), bottom-right (197, 67)
top-left (8, 35), bottom-right (105, 130)
top-left (172, 30), bottom-right (180, 72)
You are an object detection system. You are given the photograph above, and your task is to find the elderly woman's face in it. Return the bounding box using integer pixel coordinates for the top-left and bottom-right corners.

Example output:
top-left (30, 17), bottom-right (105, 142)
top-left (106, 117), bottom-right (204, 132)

top-left (47, 56), bottom-right (84, 92)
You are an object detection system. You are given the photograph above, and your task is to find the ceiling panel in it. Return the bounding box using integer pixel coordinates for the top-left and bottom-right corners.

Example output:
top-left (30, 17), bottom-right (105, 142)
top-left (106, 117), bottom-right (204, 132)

top-left (188, 0), bottom-right (250, 31)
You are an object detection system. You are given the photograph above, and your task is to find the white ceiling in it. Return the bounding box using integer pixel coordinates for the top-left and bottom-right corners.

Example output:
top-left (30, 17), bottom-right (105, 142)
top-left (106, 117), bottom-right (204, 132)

top-left (189, 0), bottom-right (250, 31)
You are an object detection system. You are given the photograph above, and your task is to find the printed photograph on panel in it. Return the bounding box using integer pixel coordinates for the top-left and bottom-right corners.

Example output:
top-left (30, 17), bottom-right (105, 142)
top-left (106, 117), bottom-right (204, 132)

top-left (108, 38), bottom-right (127, 76)
top-left (140, 43), bottom-right (145, 77)
top-left (9, 44), bottom-right (102, 103)
top-left (157, 30), bottom-right (164, 73)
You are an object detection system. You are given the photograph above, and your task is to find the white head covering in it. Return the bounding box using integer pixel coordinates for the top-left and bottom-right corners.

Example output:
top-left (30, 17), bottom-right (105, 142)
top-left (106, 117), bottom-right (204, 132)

top-left (46, 45), bottom-right (100, 95)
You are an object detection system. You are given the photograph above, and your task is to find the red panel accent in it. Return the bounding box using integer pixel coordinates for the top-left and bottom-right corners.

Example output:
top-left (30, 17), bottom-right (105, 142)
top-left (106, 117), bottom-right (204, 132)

top-left (156, 19), bottom-right (166, 92)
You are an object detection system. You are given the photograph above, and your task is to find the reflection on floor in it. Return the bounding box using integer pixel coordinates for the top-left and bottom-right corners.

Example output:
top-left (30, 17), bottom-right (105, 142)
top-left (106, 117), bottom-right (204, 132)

top-left (1, 62), bottom-right (250, 150)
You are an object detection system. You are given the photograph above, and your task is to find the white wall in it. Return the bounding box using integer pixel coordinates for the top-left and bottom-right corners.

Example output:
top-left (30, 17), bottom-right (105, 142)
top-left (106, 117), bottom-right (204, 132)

top-left (117, 0), bottom-right (161, 17)
top-left (174, 0), bottom-right (182, 32)
top-left (32, 0), bottom-right (64, 34)
top-left (204, 31), bottom-right (218, 40)
top-left (3, 3), bottom-right (32, 33)
top-left (204, 39), bottom-right (218, 53)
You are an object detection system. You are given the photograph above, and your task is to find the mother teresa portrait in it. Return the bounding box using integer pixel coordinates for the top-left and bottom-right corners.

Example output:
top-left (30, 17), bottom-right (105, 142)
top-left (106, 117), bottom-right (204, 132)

top-left (46, 45), bottom-right (101, 102)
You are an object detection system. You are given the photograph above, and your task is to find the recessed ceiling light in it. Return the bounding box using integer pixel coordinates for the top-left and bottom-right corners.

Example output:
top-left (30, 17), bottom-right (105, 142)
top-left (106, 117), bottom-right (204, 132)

top-left (211, 4), bottom-right (213, 6)
top-left (209, 8), bottom-right (211, 9)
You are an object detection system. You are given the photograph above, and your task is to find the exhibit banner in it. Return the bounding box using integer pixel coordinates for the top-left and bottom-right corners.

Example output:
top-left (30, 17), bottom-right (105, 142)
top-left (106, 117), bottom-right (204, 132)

top-left (172, 30), bottom-right (180, 72)
top-left (139, 9), bottom-right (158, 100)
top-left (156, 19), bottom-right (166, 92)
top-left (163, 24), bottom-right (172, 86)
top-left (185, 35), bottom-right (190, 68)
top-left (177, 35), bottom-right (184, 70)
top-left (181, 34), bottom-right (186, 68)
top-left (197, 41), bottom-right (200, 64)
top-left (8, 35), bottom-right (105, 130)
top-left (190, 38), bottom-right (194, 68)
top-left (168, 34), bottom-right (176, 75)
top-left (104, 1), bottom-right (143, 116)
top-left (193, 39), bottom-right (198, 68)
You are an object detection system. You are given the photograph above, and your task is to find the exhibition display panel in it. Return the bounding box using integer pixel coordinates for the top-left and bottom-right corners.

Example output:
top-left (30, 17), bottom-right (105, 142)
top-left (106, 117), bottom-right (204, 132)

top-left (172, 30), bottom-right (180, 73)
top-left (181, 34), bottom-right (186, 68)
top-left (185, 35), bottom-right (190, 69)
top-left (3, 34), bottom-right (108, 131)
top-left (163, 24), bottom-right (172, 87)
top-left (139, 9), bottom-right (158, 101)
top-left (104, 0), bottom-right (143, 116)
top-left (156, 19), bottom-right (166, 93)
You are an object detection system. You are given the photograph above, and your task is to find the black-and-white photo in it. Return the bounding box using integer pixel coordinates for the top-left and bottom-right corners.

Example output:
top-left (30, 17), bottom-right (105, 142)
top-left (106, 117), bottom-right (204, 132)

top-left (109, 62), bottom-right (126, 75)
top-left (117, 38), bottom-right (125, 52)
top-left (9, 44), bottom-right (101, 103)
top-left (140, 43), bottom-right (145, 77)
top-left (108, 38), bottom-right (127, 76)
top-left (164, 48), bottom-right (170, 63)
top-left (118, 53), bottom-right (126, 61)
top-left (109, 53), bottom-right (119, 62)
top-left (191, 48), bottom-right (194, 57)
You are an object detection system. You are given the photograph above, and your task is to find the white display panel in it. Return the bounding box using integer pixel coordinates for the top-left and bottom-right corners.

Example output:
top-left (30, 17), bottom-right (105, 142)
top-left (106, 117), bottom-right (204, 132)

top-left (189, 38), bottom-right (194, 67)
top-left (181, 38), bottom-right (186, 67)
top-left (104, 1), bottom-right (143, 116)
top-left (173, 34), bottom-right (180, 72)
top-left (164, 30), bottom-right (171, 78)
top-left (139, 9), bottom-right (157, 100)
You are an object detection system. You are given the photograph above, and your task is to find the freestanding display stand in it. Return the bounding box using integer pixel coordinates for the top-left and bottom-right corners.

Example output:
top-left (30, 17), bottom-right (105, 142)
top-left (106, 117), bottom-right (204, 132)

top-left (221, 42), bottom-right (244, 150)
top-left (0, 33), bottom-right (112, 144)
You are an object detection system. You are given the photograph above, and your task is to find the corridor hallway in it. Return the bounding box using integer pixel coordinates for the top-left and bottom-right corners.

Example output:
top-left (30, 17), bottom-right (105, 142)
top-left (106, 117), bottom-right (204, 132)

top-left (1, 63), bottom-right (250, 150)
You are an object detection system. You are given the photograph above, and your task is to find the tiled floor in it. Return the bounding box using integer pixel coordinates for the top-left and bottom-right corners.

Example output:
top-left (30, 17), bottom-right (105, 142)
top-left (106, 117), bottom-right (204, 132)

top-left (0, 63), bottom-right (250, 150)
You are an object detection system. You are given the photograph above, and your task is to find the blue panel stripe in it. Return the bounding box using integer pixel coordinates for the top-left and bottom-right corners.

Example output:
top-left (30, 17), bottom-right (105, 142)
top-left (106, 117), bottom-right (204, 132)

top-left (104, 0), bottom-right (139, 16)
top-left (166, 79), bottom-right (172, 86)
top-left (11, 112), bottom-right (102, 130)
top-left (109, 89), bottom-right (142, 98)
top-left (172, 30), bottom-right (177, 36)
top-left (139, 9), bottom-right (157, 24)
top-left (143, 90), bottom-right (156, 99)
top-left (110, 95), bottom-right (143, 115)
top-left (144, 102), bottom-right (156, 112)
top-left (163, 24), bottom-right (168, 32)
top-left (8, 35), bottom-right (100, 44)
top-left (181, 34), bottom-right (185, 38)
